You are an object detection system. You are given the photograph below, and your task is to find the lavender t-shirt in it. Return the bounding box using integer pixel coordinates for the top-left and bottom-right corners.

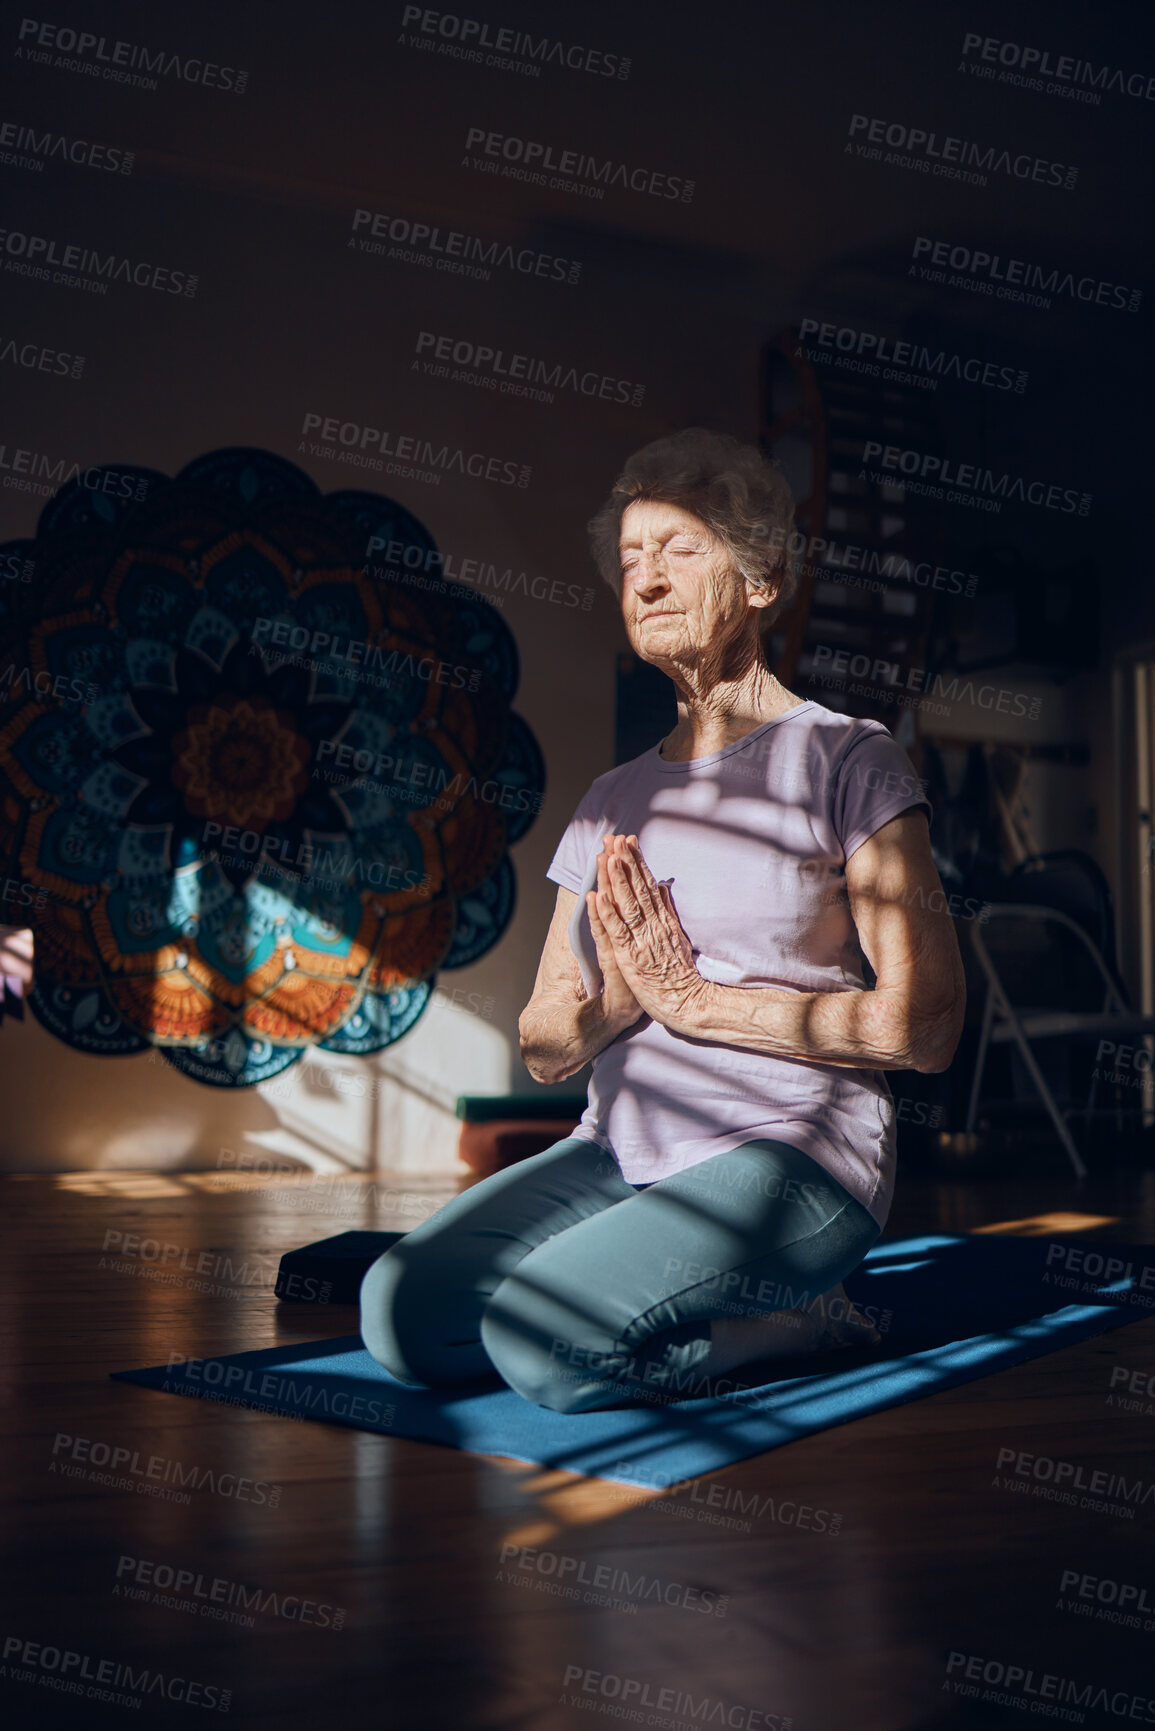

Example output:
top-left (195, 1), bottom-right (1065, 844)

top-left (546, 699), bottom-right (933, 1230)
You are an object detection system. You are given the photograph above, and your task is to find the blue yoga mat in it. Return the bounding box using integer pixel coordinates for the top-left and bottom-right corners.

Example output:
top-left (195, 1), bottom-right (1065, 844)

top-left (110, 1235), bottom-right (1153, 1486)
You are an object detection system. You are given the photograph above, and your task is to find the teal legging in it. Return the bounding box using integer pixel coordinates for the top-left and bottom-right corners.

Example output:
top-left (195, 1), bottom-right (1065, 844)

top-left (359, 1136), bottom-right (880, 1413)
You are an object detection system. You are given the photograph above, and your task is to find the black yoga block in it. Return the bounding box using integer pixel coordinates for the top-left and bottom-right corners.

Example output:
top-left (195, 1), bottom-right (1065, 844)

top-left (275, 1230), bottom-right (405, 1305)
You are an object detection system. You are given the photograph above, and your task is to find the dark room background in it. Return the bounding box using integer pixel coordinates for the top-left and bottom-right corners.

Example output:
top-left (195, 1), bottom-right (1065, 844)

top-left (0, 0), bottom-right (1152, 1180)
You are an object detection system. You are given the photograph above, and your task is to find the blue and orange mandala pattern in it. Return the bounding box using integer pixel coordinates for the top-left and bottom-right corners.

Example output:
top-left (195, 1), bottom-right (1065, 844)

top-left (0, 448), bottom-right (543, 1085)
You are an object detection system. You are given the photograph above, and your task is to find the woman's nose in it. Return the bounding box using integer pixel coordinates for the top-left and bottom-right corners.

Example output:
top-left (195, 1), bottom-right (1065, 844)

top-left (630, 550), bottom-right (669, 590)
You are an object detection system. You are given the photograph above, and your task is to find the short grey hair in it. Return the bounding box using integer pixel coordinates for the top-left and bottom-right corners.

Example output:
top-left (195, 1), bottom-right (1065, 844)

top-left (586, 428), bottom-right (799, 647)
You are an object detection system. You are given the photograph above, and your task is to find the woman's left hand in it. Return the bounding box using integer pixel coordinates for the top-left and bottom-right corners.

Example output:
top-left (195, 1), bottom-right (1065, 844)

top-left (589, 834), bottom-right (710, 1035)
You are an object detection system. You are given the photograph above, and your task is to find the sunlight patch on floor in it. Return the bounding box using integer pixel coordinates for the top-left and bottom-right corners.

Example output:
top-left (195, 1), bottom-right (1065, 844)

top-left (971, 1211), bottom-right (1119, 1236)
top-left (50, 1172), bottom-right (195, 1198)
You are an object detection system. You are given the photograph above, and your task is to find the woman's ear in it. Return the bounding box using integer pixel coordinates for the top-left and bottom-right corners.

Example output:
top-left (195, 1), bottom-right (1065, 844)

top-left (746, 576), bottom-right (780, 616)
top-left (751, 549), bottom-right (793, 617)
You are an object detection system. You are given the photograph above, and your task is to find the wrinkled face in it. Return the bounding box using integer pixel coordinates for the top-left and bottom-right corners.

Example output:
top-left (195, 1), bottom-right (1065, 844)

top-left (618, 499), bottom-right (770, 671)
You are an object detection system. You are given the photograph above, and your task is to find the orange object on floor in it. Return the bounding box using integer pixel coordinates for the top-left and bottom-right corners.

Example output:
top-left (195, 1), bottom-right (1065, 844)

top-left (457, 1117), bottom-right (583, 1177)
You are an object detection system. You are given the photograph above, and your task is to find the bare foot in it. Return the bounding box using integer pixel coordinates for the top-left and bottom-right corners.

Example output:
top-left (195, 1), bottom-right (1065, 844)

top-left (805, 1282), bottom-right (883, 1350)
top-left (702, 1282), bottom-right (881, 1376)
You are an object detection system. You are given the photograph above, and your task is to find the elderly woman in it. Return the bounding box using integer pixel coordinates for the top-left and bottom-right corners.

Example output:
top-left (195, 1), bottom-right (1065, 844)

top-left (361, 428), bottom-right (966, 1412)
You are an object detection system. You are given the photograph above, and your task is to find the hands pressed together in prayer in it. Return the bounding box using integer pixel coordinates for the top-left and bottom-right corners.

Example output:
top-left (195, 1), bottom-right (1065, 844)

top-left (586, 833), bottom-right (711, 1037)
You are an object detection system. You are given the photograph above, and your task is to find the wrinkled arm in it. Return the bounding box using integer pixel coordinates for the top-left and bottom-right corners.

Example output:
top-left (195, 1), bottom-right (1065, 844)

top-left (667, 810), bottom-right (967, 1073)
top-left (518, 885), bottom-right (642, 1085)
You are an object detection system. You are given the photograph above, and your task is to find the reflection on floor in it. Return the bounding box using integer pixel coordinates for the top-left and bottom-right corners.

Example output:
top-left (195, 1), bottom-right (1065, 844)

top-left (4, 1159), bottom-right (1154, 1731)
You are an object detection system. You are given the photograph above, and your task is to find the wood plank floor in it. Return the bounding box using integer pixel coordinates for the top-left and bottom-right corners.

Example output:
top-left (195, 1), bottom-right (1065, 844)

top-left (3, 1159), bottom-right (1155, 1731)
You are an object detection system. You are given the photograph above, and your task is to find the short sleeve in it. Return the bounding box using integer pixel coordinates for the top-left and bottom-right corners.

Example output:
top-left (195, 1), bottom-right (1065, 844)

top-left (546, 784), bottom-right (605, 893)
top-left (832, 724), bottom-right (933, 862)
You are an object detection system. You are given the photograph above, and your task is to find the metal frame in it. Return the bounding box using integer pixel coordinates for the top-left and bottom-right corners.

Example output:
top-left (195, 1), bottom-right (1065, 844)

top-left (965, 902), bottom-right (1155, 1181)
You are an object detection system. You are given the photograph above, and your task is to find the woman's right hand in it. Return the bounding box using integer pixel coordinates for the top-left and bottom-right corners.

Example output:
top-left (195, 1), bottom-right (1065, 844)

top-left (586, 835), bottom-right (646, 1034)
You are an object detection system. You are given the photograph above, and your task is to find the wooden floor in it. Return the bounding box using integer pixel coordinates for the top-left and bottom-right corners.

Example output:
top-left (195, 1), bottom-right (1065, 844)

top-left (4, 1157), bottom-right (1155, 1731)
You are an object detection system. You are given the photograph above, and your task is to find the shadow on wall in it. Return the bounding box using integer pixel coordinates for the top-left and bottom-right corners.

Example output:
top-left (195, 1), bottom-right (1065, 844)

top-left (0, 986), bottom-right (512, 1174)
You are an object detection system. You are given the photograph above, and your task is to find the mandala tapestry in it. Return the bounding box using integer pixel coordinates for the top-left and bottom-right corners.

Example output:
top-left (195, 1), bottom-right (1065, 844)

top-left (0, 447), bottom-right (544, 1085)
